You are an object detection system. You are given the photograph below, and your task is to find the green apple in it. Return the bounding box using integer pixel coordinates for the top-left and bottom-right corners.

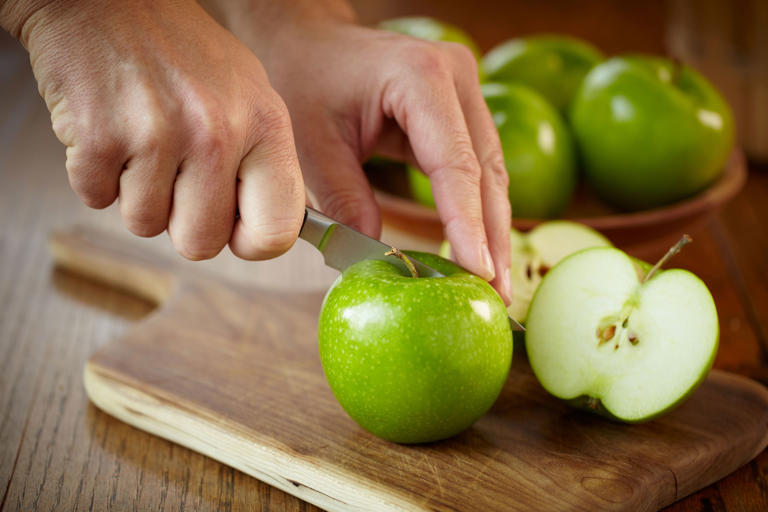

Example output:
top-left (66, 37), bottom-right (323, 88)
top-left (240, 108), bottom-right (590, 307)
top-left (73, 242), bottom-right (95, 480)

top-left (441, 221), bottom-right (612, 322)
top-left (407, 166), bottom-right (435, 208)
top-left (318, 250), bottom-right (512, 443)
top-left (409, 83), bottom-right (577, 218)
top-left (570, 55), bottom-right (734, 211)
top-left (525, 242), bottom-right (718, 422)
top-left (483, 35), bottom-right (603, 112)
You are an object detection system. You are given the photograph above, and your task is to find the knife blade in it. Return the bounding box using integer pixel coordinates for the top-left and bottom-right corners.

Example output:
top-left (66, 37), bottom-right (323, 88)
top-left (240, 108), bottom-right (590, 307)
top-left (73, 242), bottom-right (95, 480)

top-left (299, 207), bottom-right (524, 331)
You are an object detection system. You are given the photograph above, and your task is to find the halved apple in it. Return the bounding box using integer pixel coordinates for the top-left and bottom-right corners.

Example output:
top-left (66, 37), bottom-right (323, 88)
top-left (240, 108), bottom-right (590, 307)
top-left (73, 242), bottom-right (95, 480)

top-left (525, 244), bottom-right (718, 422)
top-left (441, 221), bottom-right (611, 322)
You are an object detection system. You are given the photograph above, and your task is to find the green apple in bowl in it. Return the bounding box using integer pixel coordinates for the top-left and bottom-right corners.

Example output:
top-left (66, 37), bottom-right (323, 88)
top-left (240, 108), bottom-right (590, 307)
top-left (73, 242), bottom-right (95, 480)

top-left (318, 250), bottom-right (512, 443)
top-left (570, 55), bottom-right (734, 211)
top-left (525, 237), bottom-right (718, 422)
top-left (483, 35), bottom-right (603, 112)
top-left (410, 83), bottom-right (577, 218)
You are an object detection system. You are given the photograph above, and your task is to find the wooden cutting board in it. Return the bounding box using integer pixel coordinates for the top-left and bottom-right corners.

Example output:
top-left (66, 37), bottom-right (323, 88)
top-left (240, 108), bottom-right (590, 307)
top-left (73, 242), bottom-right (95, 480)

top-left (51, 226), bottom-right (768, 512)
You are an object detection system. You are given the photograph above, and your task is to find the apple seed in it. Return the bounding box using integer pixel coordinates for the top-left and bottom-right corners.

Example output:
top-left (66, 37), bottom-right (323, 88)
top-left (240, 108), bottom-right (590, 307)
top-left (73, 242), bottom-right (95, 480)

top-left (597, 324), bottom-right (616, 344)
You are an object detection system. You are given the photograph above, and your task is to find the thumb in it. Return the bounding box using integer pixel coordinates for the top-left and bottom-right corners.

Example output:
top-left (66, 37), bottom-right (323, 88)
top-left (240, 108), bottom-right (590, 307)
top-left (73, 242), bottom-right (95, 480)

top-left (229, 115), bottom-right (306, 260)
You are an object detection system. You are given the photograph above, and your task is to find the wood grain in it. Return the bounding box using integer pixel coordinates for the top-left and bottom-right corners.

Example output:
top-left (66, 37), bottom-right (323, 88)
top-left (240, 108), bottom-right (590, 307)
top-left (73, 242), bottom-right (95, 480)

top-left (47, 226), bottom-right (768, 512)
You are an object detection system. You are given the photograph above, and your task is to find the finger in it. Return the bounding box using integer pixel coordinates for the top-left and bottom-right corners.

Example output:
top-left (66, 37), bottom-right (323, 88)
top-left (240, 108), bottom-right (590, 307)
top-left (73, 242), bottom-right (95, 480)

top-left (167, 142), bottom-right (238, 261)
top-left (385, 46), bottom-right (494, 280)
top-left (64, 136), bottom-right (125, 209)
top-left (448, 43), bottom-right (513, 304)
top-left (296, 115), bottom-right (381, 238)
top-left (118, 148), bottom-right (178, 237)
top-left (229, 110), bottom-right (305, 260)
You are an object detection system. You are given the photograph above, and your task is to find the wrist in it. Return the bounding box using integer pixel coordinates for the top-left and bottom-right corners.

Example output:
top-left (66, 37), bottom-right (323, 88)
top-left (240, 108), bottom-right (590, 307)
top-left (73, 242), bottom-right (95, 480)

top-left (206, 0), bottom-right (357, 65)
top-left (0, 0), bottom-right (57, 41)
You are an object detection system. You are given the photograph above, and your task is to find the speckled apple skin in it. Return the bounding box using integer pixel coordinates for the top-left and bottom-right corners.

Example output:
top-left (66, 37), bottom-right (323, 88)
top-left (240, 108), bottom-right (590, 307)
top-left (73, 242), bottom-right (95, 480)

top-left (318, 252), bottom-right (513, 444)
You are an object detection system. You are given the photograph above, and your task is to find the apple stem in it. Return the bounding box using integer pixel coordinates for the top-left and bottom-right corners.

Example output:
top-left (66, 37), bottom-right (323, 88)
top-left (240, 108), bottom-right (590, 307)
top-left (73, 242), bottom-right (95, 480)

top-left (385, 247), bottom-right (419, 278)
top-left (643, 234), bottom-right (692, 283)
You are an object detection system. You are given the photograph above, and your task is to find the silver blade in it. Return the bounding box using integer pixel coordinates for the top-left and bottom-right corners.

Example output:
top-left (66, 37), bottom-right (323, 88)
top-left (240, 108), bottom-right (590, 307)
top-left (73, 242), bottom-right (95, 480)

top-left (299, 207), bottom-right (524, 331)
top-left (300, 207), bottom-right (442, 278)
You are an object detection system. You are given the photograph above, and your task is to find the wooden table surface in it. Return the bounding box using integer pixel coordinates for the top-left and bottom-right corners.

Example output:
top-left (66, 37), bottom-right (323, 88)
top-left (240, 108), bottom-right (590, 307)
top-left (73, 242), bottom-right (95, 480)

top-left (1, 11), bottom-right (767, 511)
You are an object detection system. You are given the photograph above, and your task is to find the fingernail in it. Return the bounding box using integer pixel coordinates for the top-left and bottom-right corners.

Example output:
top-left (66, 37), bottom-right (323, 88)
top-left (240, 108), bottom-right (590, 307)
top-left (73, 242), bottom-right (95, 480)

top-left (502, 267), bottom-right (512, 305)
top-left (480, 243), bottom-right (495, 281)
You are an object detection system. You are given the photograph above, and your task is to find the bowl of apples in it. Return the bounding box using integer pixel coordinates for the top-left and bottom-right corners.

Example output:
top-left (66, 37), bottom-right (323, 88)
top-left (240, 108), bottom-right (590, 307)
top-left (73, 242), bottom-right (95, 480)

top-left (369, 20), bottom-right (747, 258)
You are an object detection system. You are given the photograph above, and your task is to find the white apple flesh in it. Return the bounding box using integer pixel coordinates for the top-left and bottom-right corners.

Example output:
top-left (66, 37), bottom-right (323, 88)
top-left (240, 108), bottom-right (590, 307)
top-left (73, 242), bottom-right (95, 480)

top-left (526, 247), bottom-right (718, 422)
top-left (441, 222), bottom-right (612, 323)
top-left (508, 221), bottom-right (612, 322)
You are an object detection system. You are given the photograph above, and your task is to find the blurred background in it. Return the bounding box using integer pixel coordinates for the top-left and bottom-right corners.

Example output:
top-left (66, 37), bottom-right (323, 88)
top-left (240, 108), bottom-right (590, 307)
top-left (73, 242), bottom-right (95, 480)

top-left (352, 0), bottom-right (768, 163)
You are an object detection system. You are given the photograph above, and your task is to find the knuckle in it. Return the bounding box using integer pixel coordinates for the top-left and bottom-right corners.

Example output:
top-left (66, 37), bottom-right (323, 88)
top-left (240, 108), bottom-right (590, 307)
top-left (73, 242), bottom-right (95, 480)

top-left (174, 235), bottom-right (225, 261)
top-left (77, 189), bottom-right (117, 209)
top-left (482, 152), bottom-right (509, 189)
top-left (79, 132), bottom-right (123, 164)
top-left (254, 100), bottom-right (293, 143)
top-left (404, 42), bottom-right (451, 80)
top-left (244, 217), bottom-right (300, 257)
top-left (443, 42), bottom-right (478, 73)
top-left (321, 189), bottom-right (367, 225)
top-left (193, 115), bottom-right (234, 164)
top-left (444, 146), bottom-right (482, 185)
top-left (123, 206), bottom-right (168, 238)
top-left (134, 112), bottom-right (172, 156)
top-left (66, 153), bottom-right (119, 209)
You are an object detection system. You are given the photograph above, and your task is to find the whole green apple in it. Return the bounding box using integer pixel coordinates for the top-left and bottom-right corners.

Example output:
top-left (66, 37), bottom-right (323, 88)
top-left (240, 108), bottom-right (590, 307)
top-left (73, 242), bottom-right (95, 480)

top-left (525, 241), bottom-right (718, 422)
top-left (318, 251), bottom-right (512, 443)
top-left (483, 35), bottom-right (603, 112)
top-left (409, 83), bottom-right (577, 218)
top-left (570, 56), bottom-right (734, 210)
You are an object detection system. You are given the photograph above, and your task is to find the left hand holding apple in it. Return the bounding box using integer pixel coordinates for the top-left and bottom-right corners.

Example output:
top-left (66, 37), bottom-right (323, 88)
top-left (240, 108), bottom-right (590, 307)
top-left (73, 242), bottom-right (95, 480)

top-left (202, 0), bottom-right (513, 305)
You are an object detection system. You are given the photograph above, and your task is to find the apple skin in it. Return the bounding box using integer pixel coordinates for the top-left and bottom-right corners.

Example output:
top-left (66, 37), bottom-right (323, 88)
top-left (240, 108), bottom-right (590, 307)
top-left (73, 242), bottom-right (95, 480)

top-left (318, 251), bottom-right (512, 444)
top-left (526, 246), bottom-right (719, 423)
top-left (409, 83), bottom-right (577, 218)
top-left (483, 35), bottom-right (603, 112)
top-left (407, 166), bottom-right (436, 208)
top-left (570, 56), bottom-right (734, 211)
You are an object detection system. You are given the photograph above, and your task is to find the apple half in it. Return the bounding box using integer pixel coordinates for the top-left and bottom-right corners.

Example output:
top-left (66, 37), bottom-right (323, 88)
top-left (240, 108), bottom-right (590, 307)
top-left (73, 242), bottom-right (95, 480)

top-left (526, 246), bottom-right (718, 422)
top-left (441, 221), bottom-right (612, 322)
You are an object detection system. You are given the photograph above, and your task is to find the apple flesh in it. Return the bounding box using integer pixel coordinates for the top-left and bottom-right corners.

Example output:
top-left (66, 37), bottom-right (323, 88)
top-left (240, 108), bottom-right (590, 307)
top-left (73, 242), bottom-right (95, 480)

top-left (441, 221), bottom-right (612, 323)
top-left (526, 246), bottom-right (718, 422)
top-left (318, 251), bottom-right (512, 443)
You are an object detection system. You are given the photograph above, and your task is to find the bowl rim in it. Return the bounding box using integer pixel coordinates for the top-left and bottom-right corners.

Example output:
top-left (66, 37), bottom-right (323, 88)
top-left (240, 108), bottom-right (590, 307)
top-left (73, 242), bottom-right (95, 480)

top-left (373, 147), bottom-right (747, 232)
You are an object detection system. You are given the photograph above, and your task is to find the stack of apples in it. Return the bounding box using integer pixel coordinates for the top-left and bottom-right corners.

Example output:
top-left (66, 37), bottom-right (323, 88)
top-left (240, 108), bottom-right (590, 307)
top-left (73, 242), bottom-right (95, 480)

top-left (316, 17), bottom-right (725, 444)
top-left (381, 16), bottom-right (734, 217)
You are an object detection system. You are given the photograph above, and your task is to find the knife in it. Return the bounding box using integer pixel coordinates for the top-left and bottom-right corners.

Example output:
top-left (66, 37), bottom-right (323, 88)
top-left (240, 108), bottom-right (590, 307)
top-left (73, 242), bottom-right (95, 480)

top-left (299, 207), bottom-right (525, 332)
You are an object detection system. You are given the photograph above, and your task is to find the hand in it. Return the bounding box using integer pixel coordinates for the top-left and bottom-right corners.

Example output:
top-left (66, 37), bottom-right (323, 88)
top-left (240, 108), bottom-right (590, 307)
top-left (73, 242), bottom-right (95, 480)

top-left (223, 6), bottom-right (512, 304)
top-left (12, 0), bottom-right (305, 260)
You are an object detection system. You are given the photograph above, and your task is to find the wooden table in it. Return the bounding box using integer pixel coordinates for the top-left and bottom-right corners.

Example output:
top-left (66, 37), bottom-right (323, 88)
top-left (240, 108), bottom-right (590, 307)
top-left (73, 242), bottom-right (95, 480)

top-left (1, 22), bottom-right (766, 512)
